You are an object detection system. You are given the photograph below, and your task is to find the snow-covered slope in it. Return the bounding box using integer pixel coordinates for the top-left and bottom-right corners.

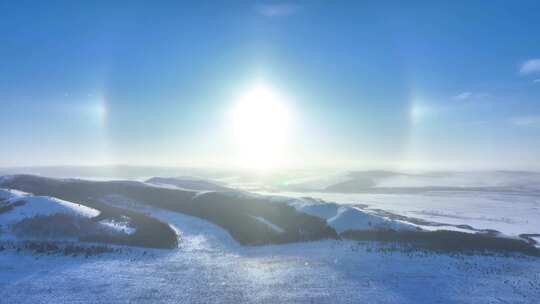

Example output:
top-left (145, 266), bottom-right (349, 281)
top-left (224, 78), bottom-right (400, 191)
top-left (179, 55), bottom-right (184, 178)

top-left (0, 188), bottom-right (130, 241)
top-left (328, 207), bottom-right (414, 233)
top-left (0, 189), bottom-right (99, 226)
top-left (261, 195), bottom-right (417, 234)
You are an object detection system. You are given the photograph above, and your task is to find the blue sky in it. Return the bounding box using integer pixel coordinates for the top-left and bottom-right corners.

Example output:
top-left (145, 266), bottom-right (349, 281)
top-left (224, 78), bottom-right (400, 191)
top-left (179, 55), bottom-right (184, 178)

top-left (1, 1), bottom-right (540, 170)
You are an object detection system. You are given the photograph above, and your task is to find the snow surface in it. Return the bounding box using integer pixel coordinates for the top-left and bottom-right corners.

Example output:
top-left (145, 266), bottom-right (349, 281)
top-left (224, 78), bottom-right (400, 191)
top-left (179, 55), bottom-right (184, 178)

top-left (1, 199), bottom-right (539, 303)
top-left (2, 173), bottom-right (540, 303)
top-left (99, 219), bottom-right (136, 235)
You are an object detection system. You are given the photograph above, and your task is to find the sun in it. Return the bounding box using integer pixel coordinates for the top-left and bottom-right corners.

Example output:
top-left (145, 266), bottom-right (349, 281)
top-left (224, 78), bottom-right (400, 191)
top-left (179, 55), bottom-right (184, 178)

top-left (230, 82), bottom-right (292, 170)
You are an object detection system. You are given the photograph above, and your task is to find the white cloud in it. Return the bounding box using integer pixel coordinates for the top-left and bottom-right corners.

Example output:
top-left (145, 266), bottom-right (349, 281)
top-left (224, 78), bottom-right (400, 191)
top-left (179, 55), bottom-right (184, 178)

top-left (511, 116), bottom-right (540, 126)
top-left (520, 59), bottom-right (540, 75)
top-left (256, 3), bottom-right (300, 17)
top-left (453, 92), bottom-right (489, 101)
top-left (533, 79), bottom-right (540, 83)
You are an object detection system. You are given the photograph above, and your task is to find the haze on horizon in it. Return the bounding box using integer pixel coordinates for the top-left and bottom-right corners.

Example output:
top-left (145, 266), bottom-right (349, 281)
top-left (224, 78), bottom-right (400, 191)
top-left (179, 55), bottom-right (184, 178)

top-left (2, 1), bottom-right (540, 171)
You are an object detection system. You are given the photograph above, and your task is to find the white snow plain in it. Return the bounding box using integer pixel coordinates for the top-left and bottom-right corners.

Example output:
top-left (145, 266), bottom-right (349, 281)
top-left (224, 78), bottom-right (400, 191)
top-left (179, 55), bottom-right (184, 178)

top-left (1, 201), bottom-right (539, 303)
top-left (2, 172), bottom-right (540, 303)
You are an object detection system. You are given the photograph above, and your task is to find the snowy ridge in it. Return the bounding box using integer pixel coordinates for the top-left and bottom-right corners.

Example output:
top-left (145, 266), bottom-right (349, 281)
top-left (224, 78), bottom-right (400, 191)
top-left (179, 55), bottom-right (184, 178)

top-left (145, 177), bottom-right (230, 192)
top-left (249, 215), bottom-right (285, 233)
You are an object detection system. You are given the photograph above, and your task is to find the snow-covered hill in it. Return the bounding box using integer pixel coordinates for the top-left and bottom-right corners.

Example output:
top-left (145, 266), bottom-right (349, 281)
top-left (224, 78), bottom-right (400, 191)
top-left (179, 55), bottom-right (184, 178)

top-left (263, 195), bottom-right (417, 234)
top-left (0, 189), bottom-right (99, 223)
top-left (1, 189), bottom-right (101, 240)
top-left (0, 188), bottom-right (141, 243)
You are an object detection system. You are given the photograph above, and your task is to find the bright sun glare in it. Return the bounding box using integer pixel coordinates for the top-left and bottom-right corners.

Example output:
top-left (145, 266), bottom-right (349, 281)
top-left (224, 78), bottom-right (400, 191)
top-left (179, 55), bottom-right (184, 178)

top-left (230, 82), bottom-right (292, 170)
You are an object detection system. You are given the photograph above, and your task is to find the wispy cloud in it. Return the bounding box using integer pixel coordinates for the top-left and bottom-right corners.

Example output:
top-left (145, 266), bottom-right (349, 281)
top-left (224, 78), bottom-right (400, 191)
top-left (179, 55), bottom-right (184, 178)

top-left (454, 92), bottom-right (472, 101)
top-left (453, 92), bottom-right (489, 101)
top-left (256, 3), bottom-right (301, 17)
top-left (520, 59), bottom-right (540, 75)
top-left (533, 79), bottom-right (540, 83)
top-left (511, 116), bottom-right (540, 126)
